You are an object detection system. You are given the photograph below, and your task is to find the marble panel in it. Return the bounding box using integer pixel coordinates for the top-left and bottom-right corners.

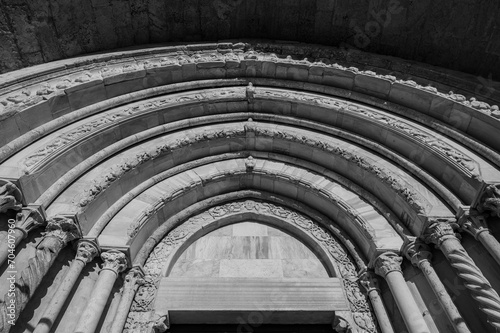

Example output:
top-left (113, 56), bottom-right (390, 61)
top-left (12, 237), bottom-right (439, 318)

top-left (282, 259), bottom-right (329, 278)
top-left (219, 259), bottom-right (283, 278)
top-left (169, 259), bottom-right (221, 278)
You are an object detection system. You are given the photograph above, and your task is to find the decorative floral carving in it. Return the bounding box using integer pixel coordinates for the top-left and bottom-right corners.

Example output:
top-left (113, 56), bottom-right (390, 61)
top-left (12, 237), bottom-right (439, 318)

top-left (373, 252), bottom-right (403, 277)
top-left (128, 199), bottom-right (376, 333)
top-left (40, 216), bottom-right (81, 251)
top-left (101, 250), bottom-right (128, 274)
top-left (422, 219), bottom-right (459, 246)
top-left (75, 239), bottom-right (99, 264)
top-left (13, 206), bottom-right (45, 237)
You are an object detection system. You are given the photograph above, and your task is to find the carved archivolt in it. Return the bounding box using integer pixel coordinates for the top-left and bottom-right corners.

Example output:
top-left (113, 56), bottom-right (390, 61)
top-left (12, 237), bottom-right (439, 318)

top-left (126, 199), bottom-right (378, 333)
top-left (1, 47), bottom-right (498, 121)
top-left (21, 85), bottom-right (481, 181)
top-left (72, 123), bottom-right (430, 215)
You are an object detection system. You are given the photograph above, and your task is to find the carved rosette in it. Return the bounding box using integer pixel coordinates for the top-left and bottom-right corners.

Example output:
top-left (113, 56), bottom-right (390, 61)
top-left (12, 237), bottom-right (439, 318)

top-left (75, 239), bottom-right (99, 264)
top-left (402, 239), bottom-right (432, 267)
top-left (422, 219), bottom-right (459, 247)
top-left (477, 184), bottom-right (500, 218)
top-left (373, 252), bottom-right (403, 277)
top-left (101, 250), bottom-right (128, 274)
top-left (0, 181), bottom-right (22, 213)
top-left (13, 207), bottom-right (45, 238)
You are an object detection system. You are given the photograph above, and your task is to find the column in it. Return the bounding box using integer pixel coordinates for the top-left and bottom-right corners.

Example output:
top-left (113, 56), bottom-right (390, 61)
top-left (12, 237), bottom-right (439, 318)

top-left (358, 270), bottom-right (395, 333)
top-left (373, 252), bottom-right (430, 333)
top-left (0, 207), bottom-right (44, 267)
top-left (0, 216), bottom-right (80, 332)
top-left (460, 214), bottom-right (500, 267)
top-left (108, 266), bottom-right (145, 333)
top-left (423, 221), bottom-right (500, 331)
top-left (74, 250), bottom-right (127, 333)
top-left (403, 239), bottom-right (471, 333)
top-left (33, 239), bottom-right (99, 333)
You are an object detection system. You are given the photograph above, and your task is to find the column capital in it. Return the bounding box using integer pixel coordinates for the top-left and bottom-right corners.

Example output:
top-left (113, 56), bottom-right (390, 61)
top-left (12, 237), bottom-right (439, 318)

top-left (38, 216), bottom-right (81, 252)
top-left (402, 238), bottom-right (432, 267)
top-left (14, 206), bottom-right (45, 238)
top-left (101, 250), bottom-right (127, 274)
top-left (358, 269), bottom-right (379, 293)
top-left (422, 218), bottom-right (459, 246)
top-left (0, 180), bottom-right (22, 213)
top-left (476, 184), bottom-right (500, 218)
top-left (373, 252), bottom-right (403, 277)
top-left (75, 239), bottom-right (100, 265)
top-left (461, 214), bottom-right (490, 239)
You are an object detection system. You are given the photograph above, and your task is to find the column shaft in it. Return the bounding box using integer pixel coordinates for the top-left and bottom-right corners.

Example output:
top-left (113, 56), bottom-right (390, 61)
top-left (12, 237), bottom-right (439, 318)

top-left (74, 269), bottom-right (118, 333)
top-left (365, 289), bottom-right (395, 333)
top-left (385, 271), bottom-right (430, 333)
top-left (0, 229), bottom-right (23, 267)
top-left (439, 236), bottom-right (500, 330)
top-left (477, 231), bottom-right (500, 267)
top-left (418, 260), bottom-right (470, 333)
top-left (108, 269), bottom-right (143, 333)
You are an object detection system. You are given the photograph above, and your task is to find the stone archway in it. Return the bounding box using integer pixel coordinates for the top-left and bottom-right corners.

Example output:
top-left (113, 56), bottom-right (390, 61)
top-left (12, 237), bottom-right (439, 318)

top-left (127, 199), bottom-right (378, 333)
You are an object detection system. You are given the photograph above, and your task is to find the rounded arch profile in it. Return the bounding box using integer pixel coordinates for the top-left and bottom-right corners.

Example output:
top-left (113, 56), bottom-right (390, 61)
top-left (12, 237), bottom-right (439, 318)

top-left (0, 41), bottom-right (500, 333)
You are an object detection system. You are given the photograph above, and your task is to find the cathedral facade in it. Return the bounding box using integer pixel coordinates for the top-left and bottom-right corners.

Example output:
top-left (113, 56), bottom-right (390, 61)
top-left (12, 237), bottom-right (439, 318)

top-left (0, 2), bottom-right (500, 333)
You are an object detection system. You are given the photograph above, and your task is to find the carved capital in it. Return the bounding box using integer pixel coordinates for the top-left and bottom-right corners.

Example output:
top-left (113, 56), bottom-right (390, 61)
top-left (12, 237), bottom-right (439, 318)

top-left (422, 219), bottom-right (459, 246)
top-left (477, 184), bottom-right (500, 218)
top-left (101, 250), bottom-right (127, 274)
top-left (461, 215), bottom-right (490, 239)
top-left (0, 180), bottom-right (22, 213)
top-left (14, 206), bottom-right (45, 238)
top-left (358, 270), bottom-right (379, 293)
top-left (373, 252), bottom-right (403, 277)
top-left (38, 216), bottom-right (81, 252)
top-left (75, 239), bottom-right (99, 264)
top-left (402, 238), bottom-right (432, 267)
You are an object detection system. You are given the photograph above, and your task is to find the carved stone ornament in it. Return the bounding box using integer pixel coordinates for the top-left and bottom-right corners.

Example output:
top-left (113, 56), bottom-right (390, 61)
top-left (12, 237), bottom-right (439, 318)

top-left (101, 250), bottom-right (128, 274)
top-left (152, 312), bottom-right (170, 333)
top-left (422, 219), bottom-right (459, 246)
top-left (38, 216), bottom-right (81, 252)
top-left (358, 270), bottom-right (379, 293)
top-left (245, 155), bottom-right (256, 172)
top-left (130, 199), bottom-right (377, 333)
top-left (0, 181), bottom-right (22, 213)
top-left (402, 238), bottom-right (432, 267)
top-left (75, 239), bottom-right (99, 265)
top-left (373, 252), bottom-right (403, 277)
top-left (477, 184), bottom-right (500, 218)
top-left (14, 207), bottom-right (45, 238)
top-left (125, 266), bottom-right (146, 288)
top-left (333, 314), bottom-right (352, 333)
top-left (461, 215), bottom-right (490, 239)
